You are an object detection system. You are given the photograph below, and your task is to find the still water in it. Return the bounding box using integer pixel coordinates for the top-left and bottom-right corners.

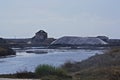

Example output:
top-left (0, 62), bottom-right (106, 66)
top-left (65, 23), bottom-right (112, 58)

top-left (0, 48), bottom-right (103, 74)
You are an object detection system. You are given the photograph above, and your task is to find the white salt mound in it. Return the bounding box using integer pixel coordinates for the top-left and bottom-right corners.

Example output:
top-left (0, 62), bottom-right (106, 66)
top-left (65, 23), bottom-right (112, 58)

top-left (51, 36), bottom-right (107, 45)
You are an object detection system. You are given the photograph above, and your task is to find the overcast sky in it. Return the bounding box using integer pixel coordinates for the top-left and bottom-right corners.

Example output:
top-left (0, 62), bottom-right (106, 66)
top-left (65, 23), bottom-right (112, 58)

top-left (0, 0), bottom-right (120, 39)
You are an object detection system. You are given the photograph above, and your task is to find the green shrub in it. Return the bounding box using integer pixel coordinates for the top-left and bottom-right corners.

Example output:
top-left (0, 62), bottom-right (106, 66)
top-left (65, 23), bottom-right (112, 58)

top-left (35, 64), bottom-right (68, 77)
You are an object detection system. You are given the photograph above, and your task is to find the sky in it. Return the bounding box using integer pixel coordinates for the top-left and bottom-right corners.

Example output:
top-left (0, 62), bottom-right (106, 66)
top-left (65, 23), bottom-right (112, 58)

top-left (0, 0), bottom-right (120, 39)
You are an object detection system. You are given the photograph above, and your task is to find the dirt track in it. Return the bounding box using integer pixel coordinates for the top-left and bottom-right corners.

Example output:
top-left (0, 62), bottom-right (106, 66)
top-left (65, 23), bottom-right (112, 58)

top-left (0, 78), bottom-right (40, 80)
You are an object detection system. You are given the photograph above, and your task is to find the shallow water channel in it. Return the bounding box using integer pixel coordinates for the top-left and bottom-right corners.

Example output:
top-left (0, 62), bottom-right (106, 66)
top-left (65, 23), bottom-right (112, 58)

top-left (0, 48), bottom-right (103, 74)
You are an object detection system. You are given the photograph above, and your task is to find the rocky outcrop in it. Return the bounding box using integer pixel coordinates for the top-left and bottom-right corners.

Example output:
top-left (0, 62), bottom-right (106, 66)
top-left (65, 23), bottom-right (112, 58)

top-left (31, 30), bottom-right (48, 43)
top-left (0, 47), bottom-right (16, 57)
top-left (30, 30), bottom-right (55, 46)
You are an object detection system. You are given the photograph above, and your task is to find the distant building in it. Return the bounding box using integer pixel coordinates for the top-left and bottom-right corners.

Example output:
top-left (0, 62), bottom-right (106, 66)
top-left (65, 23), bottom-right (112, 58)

top-left (5, 30), bottom-right (55, 47)
top-left (31, 30), bottom-right (48, 43)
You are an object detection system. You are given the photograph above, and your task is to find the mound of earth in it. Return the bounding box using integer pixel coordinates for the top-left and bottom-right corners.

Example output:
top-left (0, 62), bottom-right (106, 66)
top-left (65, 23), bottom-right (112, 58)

top-left (51, 36), bottom-right (107, 46)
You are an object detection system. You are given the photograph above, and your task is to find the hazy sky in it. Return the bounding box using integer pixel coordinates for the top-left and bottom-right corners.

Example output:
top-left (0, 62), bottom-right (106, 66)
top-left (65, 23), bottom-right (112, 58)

top-left (0, 0), bottom-right (120, 39)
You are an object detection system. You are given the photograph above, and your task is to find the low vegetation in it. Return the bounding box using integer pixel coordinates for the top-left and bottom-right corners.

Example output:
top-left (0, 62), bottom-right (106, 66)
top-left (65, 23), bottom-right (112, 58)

top-left (0, 71), bottom-right (36, 79)
top-left (62, 48), bottom-right (120, 80)
top-left (0, 65), bottom-right (72, 80)
top-left (35, 64), bottom-right (67, 77)
top-left (35, 64), bottom-right (72, 80)
top-left (0, 48), bottom-right (120, 80)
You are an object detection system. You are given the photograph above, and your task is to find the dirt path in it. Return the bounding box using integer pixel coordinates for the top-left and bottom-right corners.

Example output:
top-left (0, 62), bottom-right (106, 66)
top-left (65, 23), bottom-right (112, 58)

top-left (0, 78), bottom-right (40, 80)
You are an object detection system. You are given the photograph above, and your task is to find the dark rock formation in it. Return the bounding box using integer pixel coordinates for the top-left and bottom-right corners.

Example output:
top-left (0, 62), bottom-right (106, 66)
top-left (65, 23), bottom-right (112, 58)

top-left (31, 30), bottom-right (48, 43)
top-left (30, 30), bottom-right (55, 46)
top-left (0, 47), bottom-right (16, 57)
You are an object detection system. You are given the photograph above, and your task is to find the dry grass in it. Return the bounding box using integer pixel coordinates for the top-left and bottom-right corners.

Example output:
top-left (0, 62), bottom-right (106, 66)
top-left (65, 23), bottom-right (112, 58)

top-left (62, 48), bottom-right (120, 80)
